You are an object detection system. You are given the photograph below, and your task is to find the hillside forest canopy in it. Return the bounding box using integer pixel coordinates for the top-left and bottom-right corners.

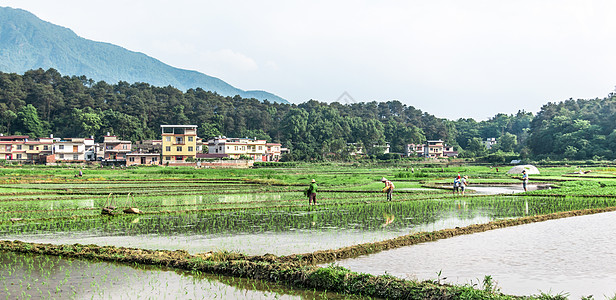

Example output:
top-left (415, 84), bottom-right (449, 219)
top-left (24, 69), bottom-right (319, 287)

top-left (1, 68), bottom-right (616, 161)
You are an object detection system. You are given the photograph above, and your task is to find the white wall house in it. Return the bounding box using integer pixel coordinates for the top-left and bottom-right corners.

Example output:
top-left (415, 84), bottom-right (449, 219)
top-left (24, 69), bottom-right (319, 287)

top-left (483, 138), bottom-right (497, 149)
top-left (208, 137), bottom-right (281, 161)
top-left (54, 138), bottom-right (95, 161)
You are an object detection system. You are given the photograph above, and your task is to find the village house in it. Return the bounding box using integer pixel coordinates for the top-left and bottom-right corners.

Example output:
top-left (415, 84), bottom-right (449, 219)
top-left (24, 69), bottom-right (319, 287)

top-left (100, 134), bottom-right (132, 163)
top-left (126, 152), bottom-right (160, 166)
top-left (161, 125), bottom-right (198, 163)
top-left (25, 136), bottom-right (55, 163)
top-left (207, 137), bottom-right (282, 161)
top-left (406, 140), bottom-right (458, 158)
top-left (133, 140), bottom-right (162, 153)
top-left (54, 137), bottom-right (95, 162)
top-left (483, 137), bottom-right (497, 149)
top-left (0, 135), bottom-right (29, 161)
top-left (405, 143), bottom-right (425, 156)
top-left (265, 142), bottom-right (282, 161)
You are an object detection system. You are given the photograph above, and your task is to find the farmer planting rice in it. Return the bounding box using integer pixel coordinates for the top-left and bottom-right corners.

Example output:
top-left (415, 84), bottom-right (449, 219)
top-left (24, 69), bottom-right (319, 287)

top-left (305, 179), bottom-right (317, 205)
top-left (381, 177), bottom-right (395, 201)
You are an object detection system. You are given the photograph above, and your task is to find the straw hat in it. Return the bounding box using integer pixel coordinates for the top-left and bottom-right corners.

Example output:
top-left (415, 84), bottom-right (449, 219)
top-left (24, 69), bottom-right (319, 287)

top-left (381, 177), bottom-right (387, 182)
top-left (311, 179), bottom-right (316, 183)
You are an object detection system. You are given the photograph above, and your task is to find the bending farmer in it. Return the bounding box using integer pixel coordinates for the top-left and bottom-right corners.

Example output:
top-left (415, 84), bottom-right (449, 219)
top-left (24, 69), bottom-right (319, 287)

top-left (381, 177), bottom-right (395, 201)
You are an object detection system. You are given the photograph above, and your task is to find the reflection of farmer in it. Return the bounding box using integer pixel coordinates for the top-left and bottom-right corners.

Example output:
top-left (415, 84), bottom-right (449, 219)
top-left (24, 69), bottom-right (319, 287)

top-left (382, 214), bottom-right (395, 227)
top-left (305, 179), bottom-right (317, 205)
top-left (381, 177), bottom-right (395, 201)
top-left (522, 170), bottom-right (529, 192)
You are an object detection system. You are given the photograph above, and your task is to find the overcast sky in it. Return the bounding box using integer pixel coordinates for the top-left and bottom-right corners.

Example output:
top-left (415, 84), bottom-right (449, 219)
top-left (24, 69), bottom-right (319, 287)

top-left (3, 0), bottom-right (616, 120)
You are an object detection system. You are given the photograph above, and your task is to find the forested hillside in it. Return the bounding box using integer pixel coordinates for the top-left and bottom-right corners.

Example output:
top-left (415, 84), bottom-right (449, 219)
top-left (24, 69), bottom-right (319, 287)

top-left (0, 6), bottom-right (287, 103)
top-left (1, 68), bottom-right (614, 160)
top-left (528, 97), bottom-right (616, 160)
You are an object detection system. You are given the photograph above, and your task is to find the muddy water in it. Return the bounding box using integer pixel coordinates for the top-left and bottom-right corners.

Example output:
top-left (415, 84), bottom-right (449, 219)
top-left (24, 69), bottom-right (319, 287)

top-left (333, 211), bottom-right (616, 299)
top-left (0, 251), bottom-right (365, 299)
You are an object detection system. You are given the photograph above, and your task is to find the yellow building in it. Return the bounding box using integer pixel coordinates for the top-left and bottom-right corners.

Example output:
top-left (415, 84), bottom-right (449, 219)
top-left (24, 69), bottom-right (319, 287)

top-left (161, 125), bottom-right (198, 163)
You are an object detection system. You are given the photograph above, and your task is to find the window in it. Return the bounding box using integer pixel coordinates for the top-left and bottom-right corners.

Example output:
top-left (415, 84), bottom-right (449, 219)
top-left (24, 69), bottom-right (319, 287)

top-left (130, 157), bottom-right (135, 162)
top-left (176, 137), bottom-right (183, 144)
top-left (165, 146), bottom-right (171, 152)
top-left (235, 146), bottom-right (238, 151)
top-left (188, 136), bottom-right (193, 142)
top-left (73, 155), bottom-right (79, 160)
top-left (152, 157), bottom-right (158, 162)
top-left (29, 145), bottom-right (34, 150)
top-left (59, 154), bottom-right (64, 159)
top-left (122, 145), bottom-right (127, 149)
top-left (166, 136), bottom-right (171, 142)
top-left (43, 145), bottom-right (48, 150)
top-left (188, 146), bottom-right (193, 152)
top-left (176, 146), bottom-right (182, 152)
top-left (59, 145), bottom-right (64, 150)
top-left (258, 146), bottom-right (262, 150)
top-left (16, 145), bottom-right (22, 150)
top-left (165, 156), bottom-right (171, 160)
top-left (16, 154), bottom-right (22, 159)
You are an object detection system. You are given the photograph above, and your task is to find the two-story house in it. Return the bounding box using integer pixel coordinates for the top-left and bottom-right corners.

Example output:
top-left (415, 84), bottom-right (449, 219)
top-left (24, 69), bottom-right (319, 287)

top-left (102, 135), bottom-right (132, 163)
top-left (25, 137), bottom-right (55, 162)
top-left (265, 143), bottom-right (282, 161)
top-left (0, 135), bottom-right (29, 161)
top-left (54, 138), bottom-right (95, 161)
top-left (208, 137), bottom-right (277, 160)
top-left (405, 144), bottom-right (425, 156)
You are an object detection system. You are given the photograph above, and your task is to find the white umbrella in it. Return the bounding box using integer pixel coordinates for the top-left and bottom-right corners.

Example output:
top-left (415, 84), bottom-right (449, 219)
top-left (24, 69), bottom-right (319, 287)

top-left (507, 164), bottom-right (540, 174)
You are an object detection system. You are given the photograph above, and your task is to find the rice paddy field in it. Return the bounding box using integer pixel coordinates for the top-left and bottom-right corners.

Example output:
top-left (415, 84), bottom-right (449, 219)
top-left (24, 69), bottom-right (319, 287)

top-left (1, 163), bottom-right (616, 299)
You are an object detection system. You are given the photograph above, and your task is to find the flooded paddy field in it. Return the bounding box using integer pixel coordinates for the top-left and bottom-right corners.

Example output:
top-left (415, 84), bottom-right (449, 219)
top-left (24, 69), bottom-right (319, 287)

top-left (0, 251), bottom-right (364, 299)
top-left (2, 164), bottom-right (616, 299)
top-left (3, 197), bottom-right (616, 256)
top-left (333, 210), bottom-right (616, 299)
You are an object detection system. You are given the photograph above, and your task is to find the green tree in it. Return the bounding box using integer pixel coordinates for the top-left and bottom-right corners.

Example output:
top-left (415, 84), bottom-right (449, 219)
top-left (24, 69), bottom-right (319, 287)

top-left (15, 104), bottom-right (47, 137)
top-left (492, 132), bottom-right (517, 153)
top-left (1, 107), bottom-right (17, 134)
top-left (200, 122), bottom-right (222, 140)
top-left (465, 137), bottom-right (487, 157)
top-left (71, 108), bottom-right (102, 137)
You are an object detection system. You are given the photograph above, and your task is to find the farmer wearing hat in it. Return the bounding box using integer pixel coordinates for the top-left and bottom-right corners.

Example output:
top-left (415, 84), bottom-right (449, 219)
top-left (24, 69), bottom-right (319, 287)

top-left (522, 170), bottom-right (529, 192)
top-left (381, 177), bottom-right (395, 201)
top-left (305, 179), bottom-right (318, 205)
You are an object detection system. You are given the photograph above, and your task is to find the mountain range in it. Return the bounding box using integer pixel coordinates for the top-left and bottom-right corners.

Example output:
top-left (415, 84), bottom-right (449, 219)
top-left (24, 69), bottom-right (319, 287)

top-left (0, 6), bottom-right (288, 103)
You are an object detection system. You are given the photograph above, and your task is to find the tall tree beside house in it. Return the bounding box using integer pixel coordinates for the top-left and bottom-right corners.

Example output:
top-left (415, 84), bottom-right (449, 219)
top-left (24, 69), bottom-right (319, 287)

top-left (14, 104), bottom-right (48, 138)
top-left (70, 107), bottom-right (103, 138)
